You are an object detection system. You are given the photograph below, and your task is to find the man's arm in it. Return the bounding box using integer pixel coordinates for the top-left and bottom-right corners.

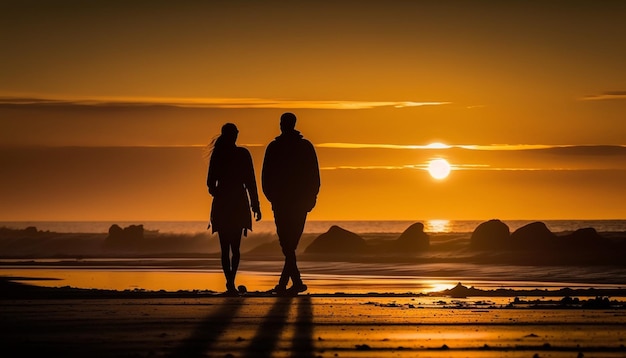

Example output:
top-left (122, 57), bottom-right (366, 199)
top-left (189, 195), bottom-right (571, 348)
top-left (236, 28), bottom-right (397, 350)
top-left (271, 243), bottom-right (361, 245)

top-left (261, 143), bottom-right (275, 203)
top-left (303, 140), bottom-right (320, 211)
top-left (243, 149), bottom-right (262, 221)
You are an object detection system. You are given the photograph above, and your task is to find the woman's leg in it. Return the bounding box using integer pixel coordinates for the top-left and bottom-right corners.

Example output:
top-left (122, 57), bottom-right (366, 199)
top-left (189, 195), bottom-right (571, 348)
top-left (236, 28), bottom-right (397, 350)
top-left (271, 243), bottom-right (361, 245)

top-left (218, 232), bottom-right (233, 289)
top-left (218, 228), bottom-right (242, 292)
top-left (230, 230), bottom-right (242, 284)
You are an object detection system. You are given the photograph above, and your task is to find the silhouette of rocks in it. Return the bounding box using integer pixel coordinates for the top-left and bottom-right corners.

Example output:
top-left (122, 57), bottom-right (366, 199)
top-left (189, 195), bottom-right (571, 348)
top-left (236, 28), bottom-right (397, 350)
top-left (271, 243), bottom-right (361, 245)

top-left (108, 224), bottom-right (123, 237)
top-left (561, 227), bottom-right (610, 250)
top-left (440, 282), bottom-right (484, 298)
top-left (305, 225), bottom-right (367, 254)
top-left (393, 222), bottom-right (429, 251)
top-left (105, 224), bottom-right (144, 248)
top-left (581, 296), bottom-right (612, 309)
top-left (511, 221), bottom-right (557, 250)
top-left (23, 226), bottom-right (39, 236)
top-left (509, 224), bottom-right (611, 252)
top-left (446, 282), bottom-right (471, 298)
top-left (470, 219), bottom-right (510, 250)
top-left (0, 226), bottom-right (41, 238)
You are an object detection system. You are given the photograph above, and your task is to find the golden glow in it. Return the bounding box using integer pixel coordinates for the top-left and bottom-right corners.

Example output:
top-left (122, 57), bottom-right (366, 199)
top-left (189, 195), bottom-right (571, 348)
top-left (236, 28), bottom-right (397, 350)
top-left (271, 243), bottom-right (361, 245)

top-left (2, 2), bottom-right (626, 221)
top-left (425, 142), bottom-right (450, 149)
top-left (0, 95), bottom-right (450, 110)
top-left (317, 143), bottom-right (599, 151)
top-left (425, 219), bottom-right (451, 233)
top-left (427, 159), bottom-right (451, 180)
top-left (580, 92), bottom-right (626, 101)
top-left (317, 143), bottom-right (451, 150)
top-left (458, 144), bottom-right (571, 151)
top-left (425, 281), bottom-right (455, 293)
top-left (2, 269), bottom-right (281, 292)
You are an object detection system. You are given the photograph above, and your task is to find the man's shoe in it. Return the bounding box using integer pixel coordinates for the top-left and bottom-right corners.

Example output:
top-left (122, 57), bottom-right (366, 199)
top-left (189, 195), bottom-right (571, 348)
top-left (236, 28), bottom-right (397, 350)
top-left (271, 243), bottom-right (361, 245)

top-left (286, 283), bottom-right (308, 296)
top-left (271, 285), bottom-right (288, 296)
top-left (220, 280), bottom-right (240, 296)
top-left (223, 285), bottom-right (239, 297)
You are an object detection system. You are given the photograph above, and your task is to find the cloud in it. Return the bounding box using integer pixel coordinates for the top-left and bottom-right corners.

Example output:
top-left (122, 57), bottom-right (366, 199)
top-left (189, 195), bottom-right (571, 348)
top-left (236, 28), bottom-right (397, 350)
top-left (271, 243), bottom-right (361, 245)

top-left (0, 95), bottom-right (450, 110)
top-left (452, 166), bottom-right (580, 171)
top-left (320, 164), bottom-right (596, 172)
top-left (579, 91), bottom-right (626, 101)
top-left (321, 165), bottom-right (415, 170)
top-left (318, 142), bottom-right (570, 151)
top-left (458, 144), bottom-right (569, 151)
top-left (317, 143), bottom-right (452, 150)
top-left (317, 143), bottom-right (626, 153)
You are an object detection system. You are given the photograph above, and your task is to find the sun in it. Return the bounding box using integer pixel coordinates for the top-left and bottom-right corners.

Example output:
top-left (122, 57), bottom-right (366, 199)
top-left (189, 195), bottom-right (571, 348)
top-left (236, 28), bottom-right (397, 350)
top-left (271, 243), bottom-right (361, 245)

top-left (427, 158), bottom-right (451, 180)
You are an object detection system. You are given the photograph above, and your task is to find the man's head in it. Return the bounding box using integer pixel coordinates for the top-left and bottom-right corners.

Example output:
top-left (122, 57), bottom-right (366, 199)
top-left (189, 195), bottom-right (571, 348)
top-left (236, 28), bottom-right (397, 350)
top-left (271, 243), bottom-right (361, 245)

top-left (280, 112), bottom-right (297, 133)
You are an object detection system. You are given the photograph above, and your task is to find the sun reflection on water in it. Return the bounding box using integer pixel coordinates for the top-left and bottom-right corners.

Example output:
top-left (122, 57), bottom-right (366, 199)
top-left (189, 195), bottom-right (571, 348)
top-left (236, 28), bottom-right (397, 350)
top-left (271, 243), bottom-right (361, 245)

top-left (425, 219), bottom-right (451, 233)
top-left (422, 280), bottom-right (456, 293)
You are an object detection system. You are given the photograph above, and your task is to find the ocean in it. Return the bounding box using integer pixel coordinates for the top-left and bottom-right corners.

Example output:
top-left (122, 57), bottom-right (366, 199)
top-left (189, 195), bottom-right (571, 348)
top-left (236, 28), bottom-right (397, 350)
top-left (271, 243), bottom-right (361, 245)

top-left (2, 220), bottom-right (625, 294)
top-left (3, 219), bottom-right (626, 234)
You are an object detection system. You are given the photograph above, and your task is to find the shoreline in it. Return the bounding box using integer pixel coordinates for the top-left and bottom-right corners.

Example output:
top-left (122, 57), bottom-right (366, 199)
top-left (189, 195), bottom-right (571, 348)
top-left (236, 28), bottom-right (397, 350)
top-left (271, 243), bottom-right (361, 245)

top-left (3, 256), bottom-right (626, 295)
top-left (3, 276), bottom-right (626, 303)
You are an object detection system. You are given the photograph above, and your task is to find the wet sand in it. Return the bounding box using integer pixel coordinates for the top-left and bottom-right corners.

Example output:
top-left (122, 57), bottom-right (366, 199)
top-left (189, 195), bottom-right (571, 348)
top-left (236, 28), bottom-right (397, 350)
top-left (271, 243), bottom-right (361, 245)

top-left (2, 282), bottom-right (626, 357)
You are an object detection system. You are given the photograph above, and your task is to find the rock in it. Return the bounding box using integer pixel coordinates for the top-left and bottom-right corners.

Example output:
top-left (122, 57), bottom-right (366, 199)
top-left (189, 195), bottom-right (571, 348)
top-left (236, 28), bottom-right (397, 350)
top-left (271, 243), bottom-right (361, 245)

top-left (470, 219), bottom-right (510, 250)
top-left (446, 282), bottom-right (470, 298)
top-left (108, 224), bottom-right (124, 238)
top-left (105, 224), bottom-right (144, 248)
top-left (304, 225), bottom-right (367, 254)
top-left (23, 226), bottom-right (39, 236)
top-left (561, 227), bottom-right (610, 249)
top-left (441, 282), bottom-right (483, 298)
top-left (0, 226), bottom-right (42, 239)
top-left (394, 222), bottom-right (429, 251)
top-left (124, 224), bottom-right (144, 240)
top-left (511, 221), bottom-right (557, 250)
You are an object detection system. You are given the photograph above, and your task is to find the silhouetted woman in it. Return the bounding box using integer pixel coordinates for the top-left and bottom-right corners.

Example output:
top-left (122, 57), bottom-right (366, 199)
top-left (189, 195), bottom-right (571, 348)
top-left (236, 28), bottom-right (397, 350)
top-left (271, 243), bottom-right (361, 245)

top-left (207, 123), bottom-right (261, 295)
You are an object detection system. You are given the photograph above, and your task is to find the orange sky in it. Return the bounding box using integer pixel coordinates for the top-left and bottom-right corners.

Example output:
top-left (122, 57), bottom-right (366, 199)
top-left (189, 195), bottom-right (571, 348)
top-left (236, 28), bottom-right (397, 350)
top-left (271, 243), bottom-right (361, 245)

top-left (1, 1), bottom-right (626, 221)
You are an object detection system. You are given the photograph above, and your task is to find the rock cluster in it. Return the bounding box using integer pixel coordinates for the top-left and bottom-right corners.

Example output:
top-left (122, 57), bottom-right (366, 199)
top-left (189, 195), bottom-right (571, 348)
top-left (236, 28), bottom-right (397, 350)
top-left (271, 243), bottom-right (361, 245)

top-left (304, 222), bottom-right (430, 254)
top-left (104, 224), bottom-right (144, 248)
top-left (470, 219), bottom-right (612, 252)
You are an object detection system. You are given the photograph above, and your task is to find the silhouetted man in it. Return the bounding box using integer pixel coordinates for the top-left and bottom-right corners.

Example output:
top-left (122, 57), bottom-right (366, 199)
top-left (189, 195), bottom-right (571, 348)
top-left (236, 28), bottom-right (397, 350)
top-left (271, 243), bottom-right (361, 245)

top-left (262, 112), bottom-right (320, 295)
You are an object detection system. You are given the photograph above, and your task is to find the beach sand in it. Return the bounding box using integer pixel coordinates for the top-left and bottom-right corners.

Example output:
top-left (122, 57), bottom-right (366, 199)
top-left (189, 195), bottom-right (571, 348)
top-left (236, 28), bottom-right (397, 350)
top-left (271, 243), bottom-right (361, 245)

top-left (2, 280), bottom-right (626, 358)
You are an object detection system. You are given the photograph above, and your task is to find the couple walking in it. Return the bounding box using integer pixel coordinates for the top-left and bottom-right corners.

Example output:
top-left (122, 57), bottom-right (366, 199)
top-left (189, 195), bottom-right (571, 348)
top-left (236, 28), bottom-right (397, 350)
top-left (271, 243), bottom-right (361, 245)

top-left (207, 112), bottom-right (320, 296)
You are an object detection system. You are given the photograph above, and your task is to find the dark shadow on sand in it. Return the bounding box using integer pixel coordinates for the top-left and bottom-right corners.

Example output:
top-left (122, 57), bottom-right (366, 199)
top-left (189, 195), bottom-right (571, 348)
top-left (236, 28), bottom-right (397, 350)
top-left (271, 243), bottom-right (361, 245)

top-left (244, 296), bottom-right (293, 358)
top-left (169, 298), bottom-right (244, 358)
top-left (293, 296), bottom-right (315, 357)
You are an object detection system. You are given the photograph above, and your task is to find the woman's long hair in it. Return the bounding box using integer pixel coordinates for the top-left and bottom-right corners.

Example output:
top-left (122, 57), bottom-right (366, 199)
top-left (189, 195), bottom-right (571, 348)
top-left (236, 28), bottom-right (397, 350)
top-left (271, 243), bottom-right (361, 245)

top-left (204, 123), bottom-right (239, 162)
